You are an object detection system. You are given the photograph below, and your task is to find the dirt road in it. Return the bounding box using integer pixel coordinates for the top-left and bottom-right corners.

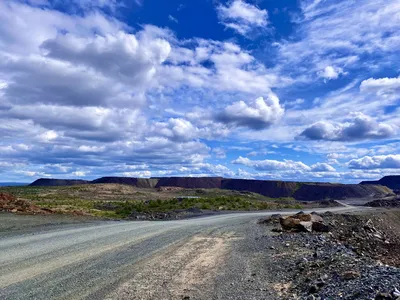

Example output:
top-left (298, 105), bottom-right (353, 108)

top-left (0, 206), bottom-right (359, 300)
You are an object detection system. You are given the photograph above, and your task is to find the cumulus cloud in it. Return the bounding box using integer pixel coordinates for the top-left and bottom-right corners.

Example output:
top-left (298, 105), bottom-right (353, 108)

top-left (318, 66), bottom-right (345, 81)
top-left (299, 112), bottom-right (396, 141)
top-left (217, 0), bottom-right (268, 36)
top-left (348, 154), bottom-right (400, 169)
top-left (360, 76), bottom-right (400, 95)
top-left (41, 29), bottom-right (171, 85)
top-left (310, 162), bottom-right (336, 172)
top-left (152, 118), bottom-right (197, 142)
top-left (216, 93), bottom-right (284, 130)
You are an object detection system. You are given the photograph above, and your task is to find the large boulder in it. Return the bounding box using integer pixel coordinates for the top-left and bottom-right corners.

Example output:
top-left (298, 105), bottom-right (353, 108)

top-left (279, 213), bottom-right (330, 233)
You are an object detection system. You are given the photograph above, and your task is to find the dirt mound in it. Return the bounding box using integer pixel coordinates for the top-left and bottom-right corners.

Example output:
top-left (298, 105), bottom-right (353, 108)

top-left (30, 178), bottom-right (89, 186)
top-left (0, 193), bottom-right (51, 214)
top-left (156, 177), bottom-right (223, 189)
top-left (292, 183), bottom-right (393, 201)
top-left (92, 177), bottom-right (158, 188)
top-left (221, 179), bottom-right (298, 198)
top-left (361, 175), bottom-right (400, 190)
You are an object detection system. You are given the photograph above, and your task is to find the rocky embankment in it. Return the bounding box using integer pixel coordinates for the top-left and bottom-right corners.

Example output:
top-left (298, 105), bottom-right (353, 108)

top-left (258, 211), bottom-right (400, 299)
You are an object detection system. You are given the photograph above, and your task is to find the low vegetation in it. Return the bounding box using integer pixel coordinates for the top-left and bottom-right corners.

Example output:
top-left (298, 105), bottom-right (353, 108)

top-left (0, 184), bottom-right (303, 219)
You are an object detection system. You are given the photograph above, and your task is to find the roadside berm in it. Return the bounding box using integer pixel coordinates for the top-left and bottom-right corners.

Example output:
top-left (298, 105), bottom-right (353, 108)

top-left (258, 210), bottom-right (400, 299)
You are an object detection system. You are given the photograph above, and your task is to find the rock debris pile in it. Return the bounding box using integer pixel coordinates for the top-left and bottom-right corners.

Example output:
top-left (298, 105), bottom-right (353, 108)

top-left (259, 211), bottom-right (400, 299)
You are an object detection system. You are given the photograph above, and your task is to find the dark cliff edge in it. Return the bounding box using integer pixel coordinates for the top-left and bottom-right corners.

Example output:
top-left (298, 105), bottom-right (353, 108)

top-left (360, 175), bottom-right (400, 190)
top-left (92, 177), bottom-right (158, 188)
top-left (221, 179), bottom-right (298, 198)
top-left (155, 177), bottom-right (223, 189)
top-left (292, 183), bottom-right (393, 201)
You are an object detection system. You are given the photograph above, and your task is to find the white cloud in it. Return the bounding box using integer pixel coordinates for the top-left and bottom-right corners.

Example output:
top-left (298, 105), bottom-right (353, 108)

top-left (310, 162), bottom-right (336, 172)
top-left (216, 93), bottom-right (284, 130)
top-left (318, 66), bottom-right (345, 81)
top-left (232, 156), bottom-right (311, 171)
top-left (38, 130), bottom-right (58, 142)
top-left (299, 112), bottom-right (396, 141)
top-left (348, 154), bottom-right (400, 169)
top-left (153, 118), bottom-right (197, 142)
top-left (360, 76), bottom-right (400, 95)
top-left (217, 0), bottom-right (268, 36)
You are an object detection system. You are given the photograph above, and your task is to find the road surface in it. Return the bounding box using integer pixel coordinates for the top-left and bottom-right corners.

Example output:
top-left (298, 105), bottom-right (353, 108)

top-left (0, 206), bottom-right (358, 300)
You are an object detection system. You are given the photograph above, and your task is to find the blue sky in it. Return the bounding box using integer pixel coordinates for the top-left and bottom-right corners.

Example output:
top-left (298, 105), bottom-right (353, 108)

top-left (0, 0), bottom-right (399, 183)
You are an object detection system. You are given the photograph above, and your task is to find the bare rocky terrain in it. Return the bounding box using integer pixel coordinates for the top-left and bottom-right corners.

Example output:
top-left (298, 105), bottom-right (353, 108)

top-left (256, 210), bottom-right (400, 299)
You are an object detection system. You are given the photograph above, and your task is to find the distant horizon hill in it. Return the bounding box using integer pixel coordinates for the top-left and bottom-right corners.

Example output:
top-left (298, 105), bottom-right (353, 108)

top-left (0, 182), bottom-right (29, 187)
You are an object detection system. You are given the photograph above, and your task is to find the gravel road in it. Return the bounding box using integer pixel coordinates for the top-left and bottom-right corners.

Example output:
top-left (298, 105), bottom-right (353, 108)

top-left (0, 206), bottom-right (358, 300)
